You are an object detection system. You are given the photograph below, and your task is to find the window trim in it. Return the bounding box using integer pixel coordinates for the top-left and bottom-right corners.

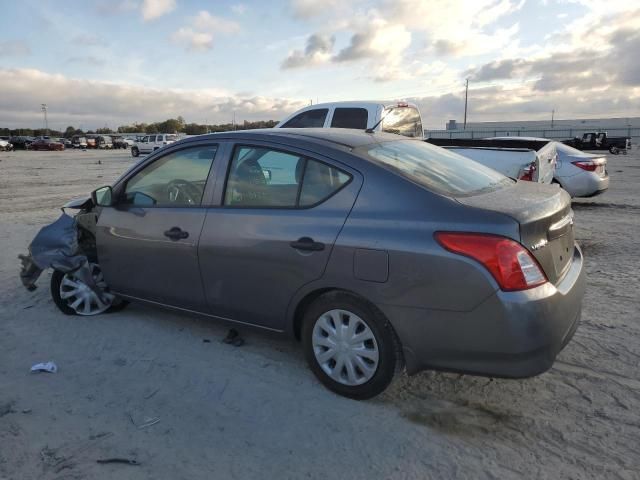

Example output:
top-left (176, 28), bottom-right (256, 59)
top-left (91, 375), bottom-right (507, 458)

top-left (115, 143), bottom-right (220, 209)
top-left (221, 143), bottom-right (353, 210)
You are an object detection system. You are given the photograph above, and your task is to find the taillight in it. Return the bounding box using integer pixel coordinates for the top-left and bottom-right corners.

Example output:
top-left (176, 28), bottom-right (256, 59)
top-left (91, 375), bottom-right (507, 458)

top-left (571, 161), bottom-right (597, 171)
top-left (519, 162), bottom-right (536, 181)
top-left (434, 232), bottom-right (547, 291)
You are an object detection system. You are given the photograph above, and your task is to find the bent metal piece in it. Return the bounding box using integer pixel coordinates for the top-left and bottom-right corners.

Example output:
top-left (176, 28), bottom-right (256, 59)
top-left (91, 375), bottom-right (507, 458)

top-left (18, 213), bottom-right (107, 303)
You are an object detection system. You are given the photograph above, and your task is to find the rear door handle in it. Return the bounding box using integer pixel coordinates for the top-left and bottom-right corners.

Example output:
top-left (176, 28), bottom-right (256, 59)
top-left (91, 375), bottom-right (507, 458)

top-left (164, 227), bottom-right (189, 241)
top-left (290, 237), bottom-right (325, 252)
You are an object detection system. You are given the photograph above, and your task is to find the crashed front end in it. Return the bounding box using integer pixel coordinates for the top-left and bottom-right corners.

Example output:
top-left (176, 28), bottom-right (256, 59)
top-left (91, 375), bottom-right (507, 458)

top-left (19, 196), bottom-right (102, 295)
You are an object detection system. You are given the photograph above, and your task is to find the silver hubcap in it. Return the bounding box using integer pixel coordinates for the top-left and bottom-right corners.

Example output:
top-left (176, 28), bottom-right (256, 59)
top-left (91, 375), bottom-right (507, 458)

top-left (312, 309), bottom-right (379, 386)
top-left (59, 263), bottom-right (114, 316)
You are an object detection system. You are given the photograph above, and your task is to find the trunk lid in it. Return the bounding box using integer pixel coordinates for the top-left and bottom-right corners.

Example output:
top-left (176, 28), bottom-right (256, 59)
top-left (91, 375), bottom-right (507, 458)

top-left (456, 181), bottom-right (574, 284)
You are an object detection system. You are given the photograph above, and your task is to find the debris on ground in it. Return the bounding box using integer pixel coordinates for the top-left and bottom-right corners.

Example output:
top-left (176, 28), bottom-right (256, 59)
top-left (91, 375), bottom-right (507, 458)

top-left (30, 361), bottom-right (58, 373)
top-left (222, 328), bottom-right (244, 347)
top-left (0, 401), bottom-right (16, 417)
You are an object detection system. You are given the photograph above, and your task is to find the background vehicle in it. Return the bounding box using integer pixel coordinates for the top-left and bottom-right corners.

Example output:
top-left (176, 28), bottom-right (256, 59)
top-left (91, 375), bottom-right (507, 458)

top-left (86, 136), bottom-right (97, 149)
top-left (96, 135), bottom-right (113, 149)
top-left (22, 129), bottom-right (584, 399)
top-left (9, 136), bottom-right (33, 150)
top-left (490, 137), bottom-right (609, 197)
top-left (563, 132), bottom-right (630, 155)
top-left (426, 138), bottom-right (557, 184)
top-left (60, 138), bottom-right (73, 148)
top-left (71, 135), bottom-right (88, 149)
top-left (276, 101), bottom-right (424, 138)
top-left (0, 138), bottom-right (13, 151)
top-left (131, 133), bottom-right (179, 157)
top-left (28, 138), bottom-right (64, 151)
top-left (111, 136), bottom-right (130, 149)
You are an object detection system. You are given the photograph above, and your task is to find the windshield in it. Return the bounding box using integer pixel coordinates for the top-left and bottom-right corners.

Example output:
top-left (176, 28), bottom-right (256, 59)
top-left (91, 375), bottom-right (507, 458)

top-left (381, 107), bottom-right (423, 138)
top-left (360, 140), bottom-right (514, 197)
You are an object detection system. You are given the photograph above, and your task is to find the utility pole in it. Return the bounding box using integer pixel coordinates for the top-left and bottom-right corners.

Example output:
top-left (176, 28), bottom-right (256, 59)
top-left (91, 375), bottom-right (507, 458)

top-left (463, 79), bottom-right (469, 130)
top-left (551, 109), bottom-right (555, 128)
top-left (232, 111), bottom-right (236, 130)
top-left (41, 104), bottom-right (48, 135)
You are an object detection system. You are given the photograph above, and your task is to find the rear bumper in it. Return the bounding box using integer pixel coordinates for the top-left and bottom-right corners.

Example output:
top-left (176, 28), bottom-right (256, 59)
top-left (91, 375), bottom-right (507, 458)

top-left (559, 171), bottom-right (609, 198)
top-left (383, 244), bottom-right (585, 378)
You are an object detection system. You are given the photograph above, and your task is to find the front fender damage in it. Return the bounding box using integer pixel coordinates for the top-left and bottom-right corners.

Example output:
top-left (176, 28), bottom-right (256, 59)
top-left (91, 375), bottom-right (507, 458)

top-left (18, 210), bottom-right (105, 301)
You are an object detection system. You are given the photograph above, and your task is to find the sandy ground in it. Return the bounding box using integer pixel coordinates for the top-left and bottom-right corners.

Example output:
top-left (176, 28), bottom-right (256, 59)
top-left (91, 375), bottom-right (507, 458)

top-left (1, 147), bottom-right (639, 480)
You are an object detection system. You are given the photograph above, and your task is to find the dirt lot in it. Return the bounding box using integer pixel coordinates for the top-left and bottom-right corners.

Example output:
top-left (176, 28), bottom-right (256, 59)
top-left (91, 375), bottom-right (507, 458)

top-left (1, 147), bottom-right (639, 480)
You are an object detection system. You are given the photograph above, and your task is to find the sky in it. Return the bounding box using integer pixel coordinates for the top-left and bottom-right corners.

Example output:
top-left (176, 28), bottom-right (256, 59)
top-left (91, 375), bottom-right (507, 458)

top-left (0, 0), bottom-right (638, 130)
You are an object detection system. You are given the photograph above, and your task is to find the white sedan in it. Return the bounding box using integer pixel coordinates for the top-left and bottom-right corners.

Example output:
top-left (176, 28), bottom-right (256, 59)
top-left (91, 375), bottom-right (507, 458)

top-left (491, 137), bottom-right (609, 198)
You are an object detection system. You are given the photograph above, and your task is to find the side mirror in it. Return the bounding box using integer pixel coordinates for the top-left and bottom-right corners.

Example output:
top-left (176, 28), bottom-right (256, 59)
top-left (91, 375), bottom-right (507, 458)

top-left (92, 186), bottom-right (113, 207)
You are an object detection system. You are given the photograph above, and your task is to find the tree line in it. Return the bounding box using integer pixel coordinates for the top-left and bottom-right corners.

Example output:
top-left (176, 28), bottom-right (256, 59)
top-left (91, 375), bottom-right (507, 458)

top-left (0, 117), bottom-right (279, 138)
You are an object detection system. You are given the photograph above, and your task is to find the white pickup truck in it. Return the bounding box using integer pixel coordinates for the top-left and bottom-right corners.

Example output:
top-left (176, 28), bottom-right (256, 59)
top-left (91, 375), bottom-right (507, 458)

top-left (131, 134), bottom-right (179, 157)
top-left (425, 138), bottom-right (557, 184)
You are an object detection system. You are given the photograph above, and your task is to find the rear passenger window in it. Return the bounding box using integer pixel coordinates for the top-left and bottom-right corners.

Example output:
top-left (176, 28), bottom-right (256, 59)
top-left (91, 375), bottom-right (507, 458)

top-left (330, 108), bottom-right (368, 129)
top-left (224, 146), bottom-right (351, 208)
top-left (281, 109), bottom-right (328, 128)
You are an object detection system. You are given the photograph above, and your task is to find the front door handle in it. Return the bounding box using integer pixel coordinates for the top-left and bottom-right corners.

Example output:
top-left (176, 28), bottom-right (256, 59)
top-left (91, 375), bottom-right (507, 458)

top-left (164, 227), bottom-right (189, 241)
top-left (290, 237), bottom-right (325, 252)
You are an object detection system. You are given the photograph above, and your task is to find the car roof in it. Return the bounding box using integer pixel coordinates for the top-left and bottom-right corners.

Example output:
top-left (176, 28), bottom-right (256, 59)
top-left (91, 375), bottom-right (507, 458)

top-left (183, 128), bottom-right (404, 150)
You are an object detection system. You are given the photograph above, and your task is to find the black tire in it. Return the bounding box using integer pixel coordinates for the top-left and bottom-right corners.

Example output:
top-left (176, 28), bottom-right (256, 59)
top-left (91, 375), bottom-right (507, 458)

top-left (301, 291), bottom-right (400, 400)
top-left (50, 269), bottom-right (129, 316)
top-left (609, 146), bottom-right (619, 155)
top-left (131, 146), bottom-right (139, 157)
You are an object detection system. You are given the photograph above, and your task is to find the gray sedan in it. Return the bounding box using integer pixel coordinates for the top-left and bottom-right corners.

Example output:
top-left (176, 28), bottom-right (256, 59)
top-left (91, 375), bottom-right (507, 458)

top-left (23, 129), bottom-right (585, 399)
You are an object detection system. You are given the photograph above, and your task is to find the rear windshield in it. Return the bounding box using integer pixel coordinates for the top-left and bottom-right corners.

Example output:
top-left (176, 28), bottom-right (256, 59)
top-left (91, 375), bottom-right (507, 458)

top-left (360, 140), bottom-right (513, 197)
top-left (381, 107), bottom-right (423, 138)
top-left (166, 135), bottom-right (179, 141)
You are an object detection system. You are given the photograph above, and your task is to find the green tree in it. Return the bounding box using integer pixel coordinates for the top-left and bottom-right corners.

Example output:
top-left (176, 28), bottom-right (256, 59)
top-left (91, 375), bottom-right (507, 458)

top-left (64, 126), bottom-right (76, 138)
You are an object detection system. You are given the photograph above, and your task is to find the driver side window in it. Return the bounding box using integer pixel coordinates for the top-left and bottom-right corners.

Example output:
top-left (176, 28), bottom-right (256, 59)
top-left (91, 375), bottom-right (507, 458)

top-left (124, 145), bottom-right (217, 207)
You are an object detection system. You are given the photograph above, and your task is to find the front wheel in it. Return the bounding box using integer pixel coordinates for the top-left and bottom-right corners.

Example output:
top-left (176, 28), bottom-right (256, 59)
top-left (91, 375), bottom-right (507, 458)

top-left (609, 146), bottom-right (619, 155)
top-left (131, 146), bottom-right (139, 157)
top-left (50, 263), bottom-right (128, 316)
top-left (301, 291), bottom-right (400, 400)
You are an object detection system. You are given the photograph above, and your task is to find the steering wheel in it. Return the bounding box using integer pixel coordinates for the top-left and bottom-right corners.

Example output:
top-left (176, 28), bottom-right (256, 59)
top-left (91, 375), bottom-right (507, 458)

top-left (166, 179), bottom-right (202, 205)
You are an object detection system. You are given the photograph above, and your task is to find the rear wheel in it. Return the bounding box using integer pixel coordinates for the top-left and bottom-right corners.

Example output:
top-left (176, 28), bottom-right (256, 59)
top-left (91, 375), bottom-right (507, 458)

top-left (609, 146), bottom-right (619, 155)
top-left (131, 146), bottom-right (139, 157)
top-left (301, 291), bottom-right (399, 400)
top-left (50, 263), bottom-right (128, 316)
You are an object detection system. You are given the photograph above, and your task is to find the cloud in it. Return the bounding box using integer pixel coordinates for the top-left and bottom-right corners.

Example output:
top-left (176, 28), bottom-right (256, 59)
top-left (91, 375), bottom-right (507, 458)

top-left (170, 28), bottom-right (214, 52)
top-left (289, 0), bottom-right (342, 19)
top-left (0, 68), bottom-right (307, 128)
top-left (171, 10), bottom-right (240, 52)
top-left (192, 11), bottom-right (240, 33)
top-left (282, 34), bottom-right (335, 68)
top-left (0, 40), bottom-right (31, 57)
top-left (141, 0), bottom-right (175, 21)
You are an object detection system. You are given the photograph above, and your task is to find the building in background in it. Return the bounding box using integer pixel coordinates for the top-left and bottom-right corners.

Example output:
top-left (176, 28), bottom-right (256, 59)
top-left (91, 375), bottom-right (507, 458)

top-left (428, 117), bottom-right (640, 143)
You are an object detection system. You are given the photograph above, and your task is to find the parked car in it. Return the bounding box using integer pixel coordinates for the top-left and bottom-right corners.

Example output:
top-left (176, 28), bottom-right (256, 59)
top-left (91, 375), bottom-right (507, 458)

top-left (489, 137), bottom-right (609, 198)
top-left (276, 101), bottom-right (424, 138)
top-left (131, 134), bottom-right (179, 157)
top-left (0, 138), bottom-right (13, 151)
top-left (563, 132), bottom-right (630, 155)
top-left (71, 135), bottom-right (88, 149)
top-left (28, 138), bottom-right (64, 151)
top-left (60, 138), bottom-right (73, 148)
top-left (426, 138), bottom-right (557, 184)
top-left (96, 136), bottom-right (113, 149)
top-left (111, 136), bottom-right (130, 149)
top-left (9, 136), bottom-right (33, 150)
top-left (86, 136), bottom-right (98, 149)
top-left (20, 129), bottom-right (585, 399)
